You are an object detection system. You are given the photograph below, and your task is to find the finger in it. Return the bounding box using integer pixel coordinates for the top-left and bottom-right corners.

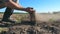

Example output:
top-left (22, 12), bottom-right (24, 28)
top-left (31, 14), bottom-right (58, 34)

top-left (27, 7), bottom-right (33, 9)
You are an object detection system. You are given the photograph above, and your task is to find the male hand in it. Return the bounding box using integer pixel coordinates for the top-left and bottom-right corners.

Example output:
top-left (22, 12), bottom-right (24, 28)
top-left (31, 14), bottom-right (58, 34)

top-left (25, 7), bottom-right (35, 13)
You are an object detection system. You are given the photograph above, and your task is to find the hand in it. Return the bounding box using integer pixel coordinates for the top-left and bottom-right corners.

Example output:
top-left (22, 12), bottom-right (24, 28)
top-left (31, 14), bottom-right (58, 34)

top-left (25, 7), bottom-right (35, 13)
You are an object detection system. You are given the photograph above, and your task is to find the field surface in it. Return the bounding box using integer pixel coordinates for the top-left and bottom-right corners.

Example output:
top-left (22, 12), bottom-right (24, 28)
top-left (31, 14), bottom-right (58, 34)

top-left (0, 13), bottom-right (60, 34)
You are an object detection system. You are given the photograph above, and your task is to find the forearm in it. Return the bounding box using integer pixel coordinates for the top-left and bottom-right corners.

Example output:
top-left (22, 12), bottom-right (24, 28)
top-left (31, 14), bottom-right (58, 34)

top-left (10, 1), bottom-right (26, 11)
top-left (15, 7), bottom-right (26, 11)
top-left (6, 0), bottom-right (26, 11)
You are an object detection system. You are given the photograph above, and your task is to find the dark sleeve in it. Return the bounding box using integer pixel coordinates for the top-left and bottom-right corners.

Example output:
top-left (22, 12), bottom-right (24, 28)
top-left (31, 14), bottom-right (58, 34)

top-left (12, 0), bottom-right (17, 2)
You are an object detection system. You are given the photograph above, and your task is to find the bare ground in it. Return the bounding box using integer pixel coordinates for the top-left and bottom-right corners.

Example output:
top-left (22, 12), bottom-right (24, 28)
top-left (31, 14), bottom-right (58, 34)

top-left (0, 13), bottom-right (60, 34)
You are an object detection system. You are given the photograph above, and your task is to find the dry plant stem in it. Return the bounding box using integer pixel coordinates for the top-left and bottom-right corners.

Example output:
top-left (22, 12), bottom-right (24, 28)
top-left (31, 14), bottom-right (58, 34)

top-left (29, 11), bottom-right (36, 23)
